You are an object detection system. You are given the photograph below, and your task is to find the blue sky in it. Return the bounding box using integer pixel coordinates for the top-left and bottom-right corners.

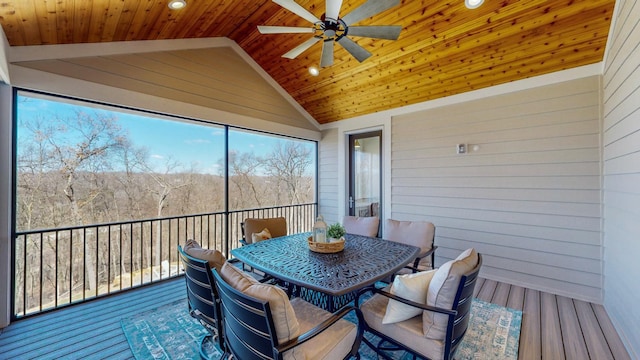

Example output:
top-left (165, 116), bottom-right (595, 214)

top-left (17, 93), bottom-right (314, 175)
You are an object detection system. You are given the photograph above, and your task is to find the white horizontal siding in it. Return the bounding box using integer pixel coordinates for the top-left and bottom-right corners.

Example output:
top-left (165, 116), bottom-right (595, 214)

top-left (318, 128), bottom-right (340, 224)
top-left (602, 0), bottom-right (640, 356)
top-left (391, 76), bottom-right (602, 302)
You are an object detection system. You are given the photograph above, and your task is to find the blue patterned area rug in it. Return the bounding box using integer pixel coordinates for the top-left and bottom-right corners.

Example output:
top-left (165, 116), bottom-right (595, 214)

top-left (122, 297), bottom-right (521, 360)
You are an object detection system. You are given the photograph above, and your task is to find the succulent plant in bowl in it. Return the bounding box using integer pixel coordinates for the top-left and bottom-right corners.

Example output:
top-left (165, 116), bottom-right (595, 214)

top-left (327, 223), bottom-right (346, 241)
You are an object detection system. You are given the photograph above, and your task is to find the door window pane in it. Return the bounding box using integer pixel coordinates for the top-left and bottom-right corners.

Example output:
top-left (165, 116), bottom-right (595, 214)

top-left (352, 134), bottom-right (381, 218)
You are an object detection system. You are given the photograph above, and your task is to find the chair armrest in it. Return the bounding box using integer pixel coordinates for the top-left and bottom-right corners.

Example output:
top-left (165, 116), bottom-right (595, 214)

top-left (370, 286), bottom-right (457, 317)
top-left (405, 245), bottom-right (438, 272)
top-left (276, 305), bottom-right (364, 356)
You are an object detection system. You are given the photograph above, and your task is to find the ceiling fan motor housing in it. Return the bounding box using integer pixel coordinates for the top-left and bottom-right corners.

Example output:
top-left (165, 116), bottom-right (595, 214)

top-left (315, 18), bottom-right (347, 41)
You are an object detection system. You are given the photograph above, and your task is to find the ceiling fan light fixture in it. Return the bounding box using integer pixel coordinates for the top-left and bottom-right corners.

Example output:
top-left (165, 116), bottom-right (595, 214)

top-left (465, 0), bottom-right (484, 9)
top-left (309, 66), bottom-right (320, 76)
top-left (168, 0), bottom-right (186, 10)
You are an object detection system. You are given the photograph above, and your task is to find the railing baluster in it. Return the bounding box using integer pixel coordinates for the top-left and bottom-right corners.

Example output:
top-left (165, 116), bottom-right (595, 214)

top-left (22, 235), bottom-right (26, 315)
top-left (158, 220), bottom-right (162, 279)
top-left (129, 223), bottom-right (133, 289)
top-left (150, 220), bottom-right (154, 281)
top-left (55, 231), bottom-right (59, 308)
top-left (39, 232), bottom-right (43, 312)
top-left (119, 224), bottom-right (123, 292)
top-left (108, 225), bottom-right (111, 293)
top-left (95, 226), bottom-right (99, 298)
top-left (69, 229), bottom-right (73, 306)
top-left (169, 219), bottom-right (172, 278)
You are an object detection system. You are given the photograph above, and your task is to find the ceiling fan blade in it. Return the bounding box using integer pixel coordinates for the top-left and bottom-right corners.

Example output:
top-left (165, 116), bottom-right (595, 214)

top-left (347, 25), bottom-right (402, 40)
top-left (320, 40), bottom-right (335, 67)
top-left (341, 0), bottom-right (400, 26)
top-left (282, 37), bottom-right (321, 59)
top-left (325, 0), bottom-right (343, 21)
top-left (273, 0), bottom-right (321, 24)
top-left (258, 26), bottom-right (315, 34)
top-left (337, 36), bottom-right (372, 62)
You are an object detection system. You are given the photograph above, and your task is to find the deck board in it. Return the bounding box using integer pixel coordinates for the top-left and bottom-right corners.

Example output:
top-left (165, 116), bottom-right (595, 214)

top-left (520, 288), bottom-right (542, 360)
top-left (477, 278), bottom-right (498, 302)
top-left (541, 292), bottom-right (565, 359)
top-left (473, 277), bottom-right (485, 298)
top-left (592, 304), bottom-right (632, 360)
top-left (574, 299), bottom-right (615, 360)
top-left (507, 285), bottom-right (526, 311)
top-left (492, 281), bottom-right (512, 307)
top-left (557, 296), bottom-right (590, 359)
top-left (0, 277), bottom-right (632, 359)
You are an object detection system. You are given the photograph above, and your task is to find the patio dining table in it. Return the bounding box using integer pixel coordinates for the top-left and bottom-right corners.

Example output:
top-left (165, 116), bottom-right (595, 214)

top-left (231, 232), bottom-right (420, 311)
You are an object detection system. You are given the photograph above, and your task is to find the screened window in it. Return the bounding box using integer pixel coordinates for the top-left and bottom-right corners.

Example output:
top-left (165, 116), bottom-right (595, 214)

top-left (15, 92), bottom-right (316, 231)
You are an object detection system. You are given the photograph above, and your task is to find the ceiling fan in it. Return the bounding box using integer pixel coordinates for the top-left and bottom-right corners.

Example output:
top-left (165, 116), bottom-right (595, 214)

top-left (258, 0), bottom-right (402, 67)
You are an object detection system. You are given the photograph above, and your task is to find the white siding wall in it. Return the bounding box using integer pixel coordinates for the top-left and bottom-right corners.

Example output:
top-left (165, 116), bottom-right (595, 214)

top-left (392, 77), bottom-right (603, 302)
top-left (602, 0), bottom-right (640, 356)
top-left (319, 128), bottom-right (340, 224)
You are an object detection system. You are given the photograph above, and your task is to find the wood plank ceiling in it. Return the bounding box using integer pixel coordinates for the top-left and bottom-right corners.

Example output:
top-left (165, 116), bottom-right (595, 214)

top-left (0, 0), bottom-right (616, 124)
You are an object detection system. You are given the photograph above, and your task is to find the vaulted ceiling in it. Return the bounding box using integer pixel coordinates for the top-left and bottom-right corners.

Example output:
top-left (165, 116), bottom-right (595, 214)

top-left (0, 0), bottom-right (616, 124)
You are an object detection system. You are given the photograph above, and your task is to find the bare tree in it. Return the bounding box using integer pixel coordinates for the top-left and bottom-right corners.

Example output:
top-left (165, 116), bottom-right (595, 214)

top-left (225, 150), bottom-right (264, 209)
top-left (40, 110), bottom-right (126, 292)
top-left (143, 156), bottom-right (192, 218)
top-left (265, 142), bottom-right (313, 205)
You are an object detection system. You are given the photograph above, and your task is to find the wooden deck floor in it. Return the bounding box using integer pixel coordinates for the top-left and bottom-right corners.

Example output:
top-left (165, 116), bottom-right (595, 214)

top-left (0, 277), bottom-right (631, 359)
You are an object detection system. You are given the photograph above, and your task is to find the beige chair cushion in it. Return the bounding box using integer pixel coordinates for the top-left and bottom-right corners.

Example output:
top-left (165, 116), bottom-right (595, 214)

top-left (219, 262), bottom-right (259, 292)
top-left (423, 248), bottom-right (478, 339)
top-left (244, 217), bottom-right (287, 244)
top-left (383, 270), bottom-right (436, 324)
top-left (289, 297), bottom-right (357, 360)
top-left (183, 239), bottom-right (226, 273)
top-left (251, 227), bottom-right (272, 243)
top-left (361, 292), bottom-right (445, 359)
top-left (343, 216), bottom-right (379, 237)
top-left (244, 283), bottom-right (301, 347)
top-left (385, 219), bottom-right (435, 270)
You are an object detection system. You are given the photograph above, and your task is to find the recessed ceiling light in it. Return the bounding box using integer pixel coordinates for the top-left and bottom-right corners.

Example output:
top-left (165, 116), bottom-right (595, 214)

top-left (465, 0), bottom-right (484, 9)
top-left (168, 0), bottom-right (186, 10)
top-left (308, 66), bottom-right (320, 76)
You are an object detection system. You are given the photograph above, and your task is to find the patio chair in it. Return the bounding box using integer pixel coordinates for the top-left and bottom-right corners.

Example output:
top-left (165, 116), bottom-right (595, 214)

top-left (178, 241), bottom-right (227, 358)
top-left (343, 215), bottom-right (380, 237)
top-left (213, 262), bottom-right (364, 360)
top-left (357, 249), bottom-right (482, 360)
top-left (239, 217), bottom-right (288, 277)
top-left (385, 219), bottom-right (437, 274)
top-left (240, 216), bottom-right (287, 245)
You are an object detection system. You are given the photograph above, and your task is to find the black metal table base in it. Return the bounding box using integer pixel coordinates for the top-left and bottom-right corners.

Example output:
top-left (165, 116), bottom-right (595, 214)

top-left (289, 284), bottom-right (356, 312)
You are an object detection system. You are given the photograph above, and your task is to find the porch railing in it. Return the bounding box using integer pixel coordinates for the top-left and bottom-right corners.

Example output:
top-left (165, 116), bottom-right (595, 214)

top-left (12, 203), bottom-right (317, 319)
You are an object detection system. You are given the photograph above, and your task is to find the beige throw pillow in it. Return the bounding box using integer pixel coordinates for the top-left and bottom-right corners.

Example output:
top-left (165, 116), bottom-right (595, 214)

top-left (423, 248), bottom-right (478, 339)
top-left (252, 227), bottom-right (272, 243)
top-left (244, 283), bottom-right (301, 347)
top-left (220, 262), bottom-right (259, 292)
top-left (382, 269), bottom-right (436, 324)
top-left (183, 239), bottom-right (226, 273)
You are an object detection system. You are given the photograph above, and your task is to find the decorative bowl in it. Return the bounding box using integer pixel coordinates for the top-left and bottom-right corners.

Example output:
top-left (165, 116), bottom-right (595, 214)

top-left (307, 236), bottom-right (345, 253)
